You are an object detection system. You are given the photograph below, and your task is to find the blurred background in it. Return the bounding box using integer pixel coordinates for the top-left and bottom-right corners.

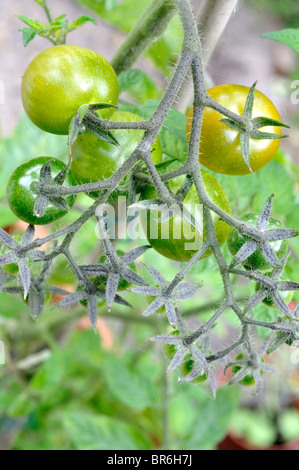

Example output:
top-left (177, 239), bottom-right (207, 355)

top-left (0, 0), bottom-right (299, 450)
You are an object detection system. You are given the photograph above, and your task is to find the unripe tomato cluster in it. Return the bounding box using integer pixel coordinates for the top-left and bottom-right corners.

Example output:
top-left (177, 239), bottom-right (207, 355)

top-left (6, 43), bottom-right (286, 300)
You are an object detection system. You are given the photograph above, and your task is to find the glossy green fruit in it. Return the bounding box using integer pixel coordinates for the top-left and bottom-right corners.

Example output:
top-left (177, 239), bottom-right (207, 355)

top-left (7, 157), bottom-right (76, 225)
top-left (227, 213), bottom-right (288, 270)
top-left (21, 45), bottom-right (119, 135)
top-left (255, 275), bottom-right (294, 308)
top-left (70, 110), bottom-right (162, 199)
top-left (141, 171), bottom-right (232, 262)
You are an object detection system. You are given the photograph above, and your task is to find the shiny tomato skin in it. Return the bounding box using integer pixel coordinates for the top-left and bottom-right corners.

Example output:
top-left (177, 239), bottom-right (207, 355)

top-left (7, 157), bottom-right (76, 226)
top-left (186, 84), bottom-right (282, 175)
top-left (227, 213), bottom-right (288, 270)
top-left (21, 45), bottom-right (119, 135)
top-left (141, 170), bottom-right (232, 263)
top-left (70, 110), bottom-right (162, 198)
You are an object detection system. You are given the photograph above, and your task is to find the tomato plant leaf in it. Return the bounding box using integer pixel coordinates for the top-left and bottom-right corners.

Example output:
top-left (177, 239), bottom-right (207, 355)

top-left (64, 412), bottom-right (151, 450)
top-left (262, 28), bottom-right (299, 53)
top-left (118, 69), bottom-right (160, 104)
top-left (16, 15), bottom-right (46, 30)
top-left (70, 15), bottom-right (97, 31)
top-left (19, 27), bottom-right (39, 47)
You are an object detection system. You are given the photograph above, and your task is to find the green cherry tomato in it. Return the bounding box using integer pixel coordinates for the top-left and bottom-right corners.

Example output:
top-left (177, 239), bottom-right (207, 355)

top-left (141, 170), bottom-right (232, 263)
top-left (21, 45), bottom-right (119, 135)
top-left (70, 110), bottom-right (162, 199)
top-left (186, 84), bottom-right (282, 175)
top-left (7, 157), bottom-right (76, 226)
top-left (255, 275), bottom-right (294, 308)
top-left (227, 213), bottom-right (288, 270)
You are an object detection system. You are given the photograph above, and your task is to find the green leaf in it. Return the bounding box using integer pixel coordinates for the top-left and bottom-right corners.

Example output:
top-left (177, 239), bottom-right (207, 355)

top-left (253, 303), bottom-right (279, 339)
top-left (16, 15), bottom-right (46, 30)
top-left (30, 352), bottom-right (66, 394)
top-left (48, 20), bottom-right (70, 31)
top-left (19, 27), bottom-right (39, 47)
top-left (33, 0), bottom-right (45, 5)
top-left (70, 15), bottom-right (97, 31)
top-left (118, 69), bottom-right (160, 104)
top-left (120, 100), bottom-right (188, 160)
top-left (262, 29), bottom-right (299, 53)
top-left (64, 412), bottom-right (151, 450)
top-left (182, 387), bottom-right (240, 450)
top-left (103, 355), bottom-right (157, 411)
top-left (252, 160), bottom-right (295, 218)
top-left (147, 15), bottom-right (183, 76)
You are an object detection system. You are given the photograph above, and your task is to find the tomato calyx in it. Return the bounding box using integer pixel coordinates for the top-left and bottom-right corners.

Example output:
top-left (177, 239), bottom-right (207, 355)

top-left (79, 245), bottom-right (150, 310)
top-left (229, 194), bottom-right (297, 270)
top-left (245, 255), bottom-right (298, 317)
top-left (267, 316), bottom-right (299, 354)
top-left (228, 353), bottom-right (266, 388)
top-left (30, 160), bottom-right (73, 218)
top-left (219, 82), bottom-right (289, 173)
top-left (0, 225), bottom-right (46, 298)
top-left (68, 103), bottom-right (119, 150)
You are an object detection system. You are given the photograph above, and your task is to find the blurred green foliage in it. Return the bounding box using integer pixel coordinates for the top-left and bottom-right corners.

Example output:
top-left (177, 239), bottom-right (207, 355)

top-left (0, 329), bottom-right (239, 450)
top-left (74, 0), bottom-right (183, 76)
top-left (250, 0), bottom-right (299, 27)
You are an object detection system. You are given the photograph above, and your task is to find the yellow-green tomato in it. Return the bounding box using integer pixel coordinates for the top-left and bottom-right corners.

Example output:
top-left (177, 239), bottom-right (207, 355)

top-left (70, 110), bottom-right (162, 199)
top-left (21, 45), bottom-right (119, 135)
top-left (186, 84), bottom-right (282, 175)
top-left (141, 171), bottom-right (232, 262)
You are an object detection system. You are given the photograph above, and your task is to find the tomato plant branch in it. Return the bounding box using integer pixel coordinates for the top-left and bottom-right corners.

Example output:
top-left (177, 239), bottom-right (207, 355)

top-left (41, 0), bottom-right (53, 24)
top-left (111, 0), bottom-right (176, 75)
top-left (178, 0), bottom-right (239, 111)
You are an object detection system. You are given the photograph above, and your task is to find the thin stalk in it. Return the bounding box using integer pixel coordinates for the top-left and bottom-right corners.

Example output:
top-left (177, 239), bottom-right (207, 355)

top-left (111, 0), bottom-right (176, 75)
